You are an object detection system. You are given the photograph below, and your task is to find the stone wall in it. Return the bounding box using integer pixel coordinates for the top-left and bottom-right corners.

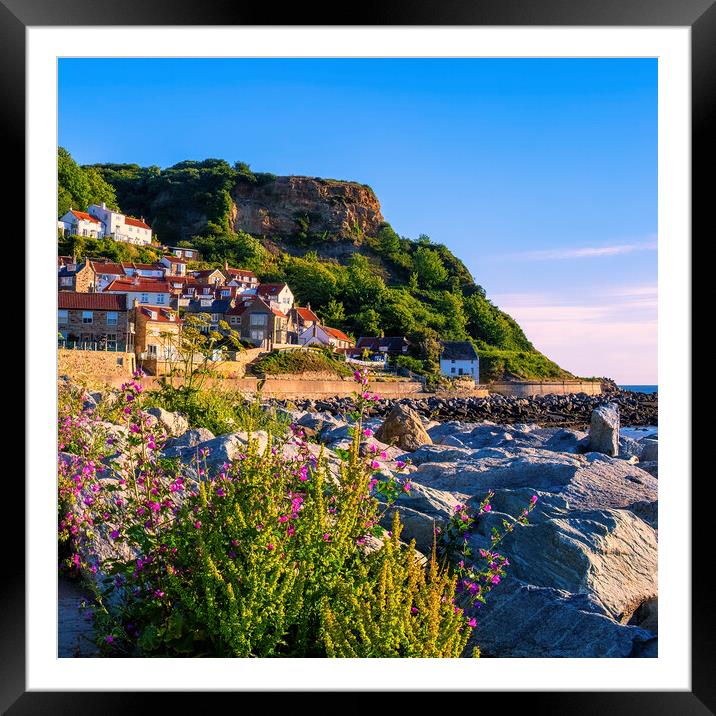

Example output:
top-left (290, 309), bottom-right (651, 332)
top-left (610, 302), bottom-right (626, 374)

top-left (58, 348), bottom-right (136, 384)
top-left (489, 381), bottom-right (602, 397)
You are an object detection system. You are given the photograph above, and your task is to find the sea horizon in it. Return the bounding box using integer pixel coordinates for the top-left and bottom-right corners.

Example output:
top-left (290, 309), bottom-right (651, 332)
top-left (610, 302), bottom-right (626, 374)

top-left (618, 385), bottom-right (658, 394)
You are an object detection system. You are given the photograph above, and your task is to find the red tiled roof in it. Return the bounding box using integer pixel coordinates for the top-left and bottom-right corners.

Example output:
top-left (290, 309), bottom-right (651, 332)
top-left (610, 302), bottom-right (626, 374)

top-left (324, 326), bottom-right (353, 343)
top-left (161, 255), bottom-right (186, 264)
top-left (124, 216), bottom-right (151, 229)
top-left (138, 306), bottom-right (182, 323)
top-left (70, 210), bottom-right (101, 224)
top-left (296, 306), bottom-right (319, 322)
top-left (193, 269), bottom-right (225, 278)
top-left (225, 268), bottom-right (256, 278)
top-left (58, 293), bottom-right (127, 311)
top-left (258, 283), bottom-right (287, 296)
top-left (91, 261), bottom-right (124, 275)
top-left (105, 278), bottom-right (172, 294)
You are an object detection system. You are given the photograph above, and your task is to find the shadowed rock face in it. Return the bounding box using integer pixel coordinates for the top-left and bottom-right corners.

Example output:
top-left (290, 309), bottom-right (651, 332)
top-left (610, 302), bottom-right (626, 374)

top-left (231, 176), bottom-right (384, 239)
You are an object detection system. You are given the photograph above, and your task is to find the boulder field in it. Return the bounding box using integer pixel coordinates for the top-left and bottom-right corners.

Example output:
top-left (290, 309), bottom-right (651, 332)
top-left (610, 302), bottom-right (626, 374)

top-left (69, 395), bottom-right (658, 658)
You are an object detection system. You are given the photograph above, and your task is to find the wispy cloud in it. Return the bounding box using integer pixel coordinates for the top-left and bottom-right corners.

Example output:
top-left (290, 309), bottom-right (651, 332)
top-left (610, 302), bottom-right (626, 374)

top-left (490, 286), bottom-right (657, 384)
top-left (493, 239), bottom-right (657, 262)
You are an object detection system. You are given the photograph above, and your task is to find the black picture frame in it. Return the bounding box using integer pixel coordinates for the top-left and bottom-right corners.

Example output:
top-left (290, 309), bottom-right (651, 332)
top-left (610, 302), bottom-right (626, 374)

top-left (4, 1), bottom-right (708, 713)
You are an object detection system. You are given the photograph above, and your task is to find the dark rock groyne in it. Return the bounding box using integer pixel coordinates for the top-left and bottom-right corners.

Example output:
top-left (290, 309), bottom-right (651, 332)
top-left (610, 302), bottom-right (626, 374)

top-left (270, 389), bottom-right (657, 428)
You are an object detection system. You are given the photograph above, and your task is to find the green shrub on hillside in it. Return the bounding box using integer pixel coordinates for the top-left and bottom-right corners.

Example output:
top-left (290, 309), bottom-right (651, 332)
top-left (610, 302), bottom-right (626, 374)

top-left (252, 348), bottom-right (353, 378)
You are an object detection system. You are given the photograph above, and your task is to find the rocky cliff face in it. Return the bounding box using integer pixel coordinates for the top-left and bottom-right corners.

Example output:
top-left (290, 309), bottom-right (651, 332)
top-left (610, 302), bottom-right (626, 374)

top-left (230, 176), bottom-right (385, 239)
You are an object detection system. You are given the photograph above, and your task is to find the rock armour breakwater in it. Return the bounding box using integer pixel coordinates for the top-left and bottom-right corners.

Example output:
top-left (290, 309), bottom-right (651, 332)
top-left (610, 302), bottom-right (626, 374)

top-left (271, 389), bottom-right (657, 428)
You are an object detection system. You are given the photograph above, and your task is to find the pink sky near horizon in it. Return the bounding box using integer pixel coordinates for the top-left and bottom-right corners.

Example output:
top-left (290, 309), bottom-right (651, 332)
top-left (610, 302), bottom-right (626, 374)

top-left (491, 283), bottom-right (657, 385)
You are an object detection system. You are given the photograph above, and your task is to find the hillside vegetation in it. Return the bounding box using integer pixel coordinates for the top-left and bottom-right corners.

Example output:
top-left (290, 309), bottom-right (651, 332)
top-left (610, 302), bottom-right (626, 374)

top-left (59, 148), bottom-right (573, 381)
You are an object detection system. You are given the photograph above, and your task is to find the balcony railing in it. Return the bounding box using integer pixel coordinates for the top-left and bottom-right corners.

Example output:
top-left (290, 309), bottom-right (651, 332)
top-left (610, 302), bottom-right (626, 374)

top-left (58, 339), bottom-right (132, 352)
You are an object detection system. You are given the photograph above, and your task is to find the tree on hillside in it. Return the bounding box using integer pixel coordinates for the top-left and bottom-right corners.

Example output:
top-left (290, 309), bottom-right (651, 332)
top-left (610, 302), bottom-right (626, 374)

top-left (58, 147), bottom-right (119, 217)
top-left (319, 299), bottom-right (347, 327)
top-left (413, 246), bottom-right (448, 289)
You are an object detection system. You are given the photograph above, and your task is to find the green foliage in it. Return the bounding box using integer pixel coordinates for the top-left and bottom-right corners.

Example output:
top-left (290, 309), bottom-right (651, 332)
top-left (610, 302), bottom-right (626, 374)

top-left (394, 355), bottom-right (425, 374)
top-left (322, 513), bottom-right (473, 658)
top-left (188, 230), bottom-right (267, 272)
top-left (57, 234), bottom-right (162, 264)
top-left (318, 299), bottom-right (347, 327)
top-left (252, 348), bottom-right (353, 378)
top-left (477, 347), bottom-right (572, 381)
top-left (88, 156), bottom-right (238, 244)
top-left (58, 147), bottom-right (119, 217)
top-left (413, 246), bottom-right (449, 289)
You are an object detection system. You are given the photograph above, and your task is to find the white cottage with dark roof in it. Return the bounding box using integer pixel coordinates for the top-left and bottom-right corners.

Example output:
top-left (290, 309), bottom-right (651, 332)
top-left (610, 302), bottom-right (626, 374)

top-left (439, 341), bottom-right (480, 382)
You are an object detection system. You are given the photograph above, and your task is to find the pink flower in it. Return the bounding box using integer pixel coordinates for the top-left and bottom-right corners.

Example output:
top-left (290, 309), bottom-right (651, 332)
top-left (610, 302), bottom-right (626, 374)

top-left (484, 504), bottom-right (491, 512)
top-left (110, 529), bottom-right (119, 540)
top-left (491, 575), bottom-right (501, 585)
top-left (323, 533), bottom-right (332, 542)
top-left (531, 495), bottom-right (539, 503)
top-left (396, 460), bottom-right (406, 469)
top-left (267, 543), bottom-right (275, 551)
top-left (194, 521), bottom-right (202, 529)
top-left (363, 428), bottom-right (373, 437)
top-left (467, 617), bottom-right (477, 628)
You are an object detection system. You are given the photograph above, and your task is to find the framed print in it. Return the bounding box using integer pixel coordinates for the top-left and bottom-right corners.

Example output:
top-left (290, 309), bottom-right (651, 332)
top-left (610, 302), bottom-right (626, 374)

top-left (4, 0), bottom-right (711, 712)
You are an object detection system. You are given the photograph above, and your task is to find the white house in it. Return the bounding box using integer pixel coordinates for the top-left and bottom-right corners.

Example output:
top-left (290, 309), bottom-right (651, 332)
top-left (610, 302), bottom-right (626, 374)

top-left (88, 203), bottom-right (153, 245)
top-left (256, 283), bottom-right (294, 312)
top-left (439, 341), bottom-right (480, 382)
top-left (299, 324), bottom-right (354, 350)
top-left (57, 209), bottom-right (103, 238)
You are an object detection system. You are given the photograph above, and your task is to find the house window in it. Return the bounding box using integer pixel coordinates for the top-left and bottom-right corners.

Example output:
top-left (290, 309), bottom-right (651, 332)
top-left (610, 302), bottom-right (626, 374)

top-left (107, 311), bottom-right (118, 326)
top-left (211, 313), bottom-right (220, 323)
top-left (186, 251), bottom-right (193, 258)
top-left (82, 311), bottom-right (93, 324)
top-left (451, 367), bottom-right (455, 374)
top-left (156, 294), bottom-right (166, 304)
top-left (148, 344), bottom-right (158, 356)
top-left (230, 317), bottom-right (239, 324)
top-left (58, 310), bottom-right (68, 324)
top-left (140, 293), bottom-right (149, 303)
top-left (60, 277), bottom-right (72, 286)
top-left (250, 329), bottom-right (265, 341)
top-left (250, 313), bottom-right (267, 326)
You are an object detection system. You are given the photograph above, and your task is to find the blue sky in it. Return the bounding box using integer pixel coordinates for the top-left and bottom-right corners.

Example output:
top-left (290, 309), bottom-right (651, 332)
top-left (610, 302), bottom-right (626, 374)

top-left (59, 58), bottom-right (657, 383)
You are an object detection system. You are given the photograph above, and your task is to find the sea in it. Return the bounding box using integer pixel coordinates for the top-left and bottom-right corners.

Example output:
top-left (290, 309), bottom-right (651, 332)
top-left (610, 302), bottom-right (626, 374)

top-left (618, 385), bottom-right (658, 394)
top-left (616, 385), bottom-right (658, 439)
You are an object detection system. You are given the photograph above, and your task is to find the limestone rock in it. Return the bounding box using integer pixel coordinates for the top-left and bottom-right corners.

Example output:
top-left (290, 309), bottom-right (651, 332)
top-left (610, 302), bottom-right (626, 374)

top-left (410, 448), bottom-right (657, 514)
top-left (589, 404), bottom-right (620, 456)
top-left (163, 427), bottom-right (215, 458)
top-left (469, 580), bottom-right (656, 658)
top-left (145, 407), bottom-right (189, 438)
top-left (375, 405), bottom-right (433, 451)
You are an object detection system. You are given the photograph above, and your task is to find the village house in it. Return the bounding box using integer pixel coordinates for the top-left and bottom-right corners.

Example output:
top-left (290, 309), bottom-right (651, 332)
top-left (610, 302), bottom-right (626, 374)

top-left (87, 203), bottom-right (153, 245)
top-left (104, 277), bottom-right (173, 306)
top-left (223, 265), bottom-right (259, 291)
top-left (133, 303), bottom-right (183, 367)
top-left (356, 336), bottom-right (411, 356)
top-left (121, 262), bottom-right (166, 279)
top-left (228, 296), bottom-right (297, 348)
top-left (439, 341), bottom-right (480, 382)
top-left (57, 210), bottom-right (103, 239)
top-left (255, 283), bottom-right (294, 313)
top-left (58, 292), bottom-right (133, 350)
top-left (89, 261), bottom-right (125, 292)
top-left (291, 304), bottom-right (320, 332)
top-left (58, 258), bottom-right (96, 292)
top-left (299, 324), bottom-right (355, 350)
top-left (164, 245), bottom-right (201, 262)
top-left (183, 297), bottom-right (235, 332)
top-left (192, 268), bottom-right (226, 287)
top-left (159, 255), bottom-right (187, 276)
